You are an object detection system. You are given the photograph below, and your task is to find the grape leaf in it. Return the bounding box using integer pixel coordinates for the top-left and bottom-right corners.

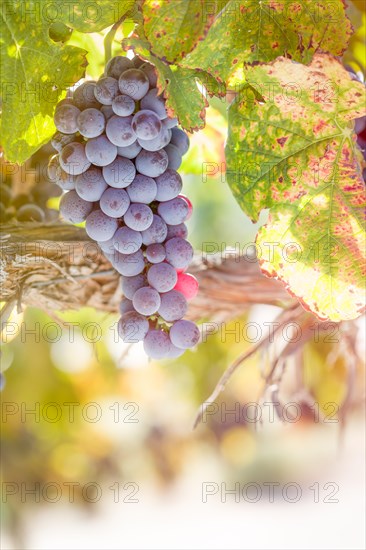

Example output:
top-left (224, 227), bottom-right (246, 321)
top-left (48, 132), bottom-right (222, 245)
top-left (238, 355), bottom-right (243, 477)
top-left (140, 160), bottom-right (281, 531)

top-left (180, 0), bottom-right (352, 84)
top-left (142, 0), bottom-right (229, 63)
top-left (1, 2), bottom-right (87, 163)
top-left (225, 54), bottom-right (366, 322)
top-left (54, 0), bottom-right (136, 33)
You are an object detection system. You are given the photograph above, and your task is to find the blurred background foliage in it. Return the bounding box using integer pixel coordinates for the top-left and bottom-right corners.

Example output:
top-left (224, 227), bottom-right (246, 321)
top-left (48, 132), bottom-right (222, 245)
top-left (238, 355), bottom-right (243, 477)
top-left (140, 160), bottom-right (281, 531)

top-left (1, 6), bottom-right (366, 547)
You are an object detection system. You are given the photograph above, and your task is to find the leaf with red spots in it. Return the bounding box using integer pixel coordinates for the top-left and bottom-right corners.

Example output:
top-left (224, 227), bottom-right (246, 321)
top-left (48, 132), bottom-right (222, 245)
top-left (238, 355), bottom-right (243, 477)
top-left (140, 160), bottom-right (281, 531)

top-left (142, 0), bottom-right (229, 64)
top-left (180, 0), bottom-right (352, 84)
top-left (1, 2), bottom-right (87, 163)
top-left (225, 54), bottom-right (366, 321)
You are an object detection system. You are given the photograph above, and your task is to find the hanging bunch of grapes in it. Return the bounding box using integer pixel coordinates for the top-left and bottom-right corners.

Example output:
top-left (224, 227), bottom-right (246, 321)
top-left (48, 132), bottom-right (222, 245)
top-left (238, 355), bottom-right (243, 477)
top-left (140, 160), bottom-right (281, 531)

top-left (48, 55), bottom-right (200, 360)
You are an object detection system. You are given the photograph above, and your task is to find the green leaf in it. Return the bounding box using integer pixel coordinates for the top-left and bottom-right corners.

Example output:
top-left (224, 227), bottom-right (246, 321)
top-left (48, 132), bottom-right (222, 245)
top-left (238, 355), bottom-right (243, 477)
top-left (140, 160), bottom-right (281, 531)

top-left (142, 0), bottom-right (229, 63)
top-left (55, 0), bottom-right (136, 33)
top-left (1, 2), bottom-right (87, 164)
top-left (226, 54), bottom-right (366, 322)
top-left (180, 0), bottom-right (352, 83)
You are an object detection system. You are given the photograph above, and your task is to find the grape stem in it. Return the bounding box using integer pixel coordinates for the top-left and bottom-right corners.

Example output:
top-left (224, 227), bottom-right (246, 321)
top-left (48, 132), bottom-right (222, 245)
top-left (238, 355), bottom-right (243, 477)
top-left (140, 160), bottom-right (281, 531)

top-left (104, 17), bottom-right (124, 66)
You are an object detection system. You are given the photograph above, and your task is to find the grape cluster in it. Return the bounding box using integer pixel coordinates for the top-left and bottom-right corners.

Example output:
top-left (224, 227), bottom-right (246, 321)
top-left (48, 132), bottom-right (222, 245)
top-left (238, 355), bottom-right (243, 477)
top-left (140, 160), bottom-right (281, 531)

top-left (51, 55), bottom-right (200, 359)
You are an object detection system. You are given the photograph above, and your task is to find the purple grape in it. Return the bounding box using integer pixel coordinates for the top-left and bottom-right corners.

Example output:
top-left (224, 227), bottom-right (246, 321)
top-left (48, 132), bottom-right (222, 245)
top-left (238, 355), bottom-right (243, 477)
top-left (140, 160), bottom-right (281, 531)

top-left (60, 142), bottom-right (91, 175)
top-left (51, 132), bottom-right (77, 153)
top-left (166, 223), bottom-right (188, 240)
top-left (124, 203), bottom-right (153, 231)
top-left (164, 144), bottom-right (182, 170)
top-left (140, 88), bottom-right (167, 119)
top-left (143, 330), bottom-right (171, 359)
top-left (85, 136), bottom-right (117, 166)
top-left (112, 94), bottom-right (135, 116)
top-left (158, 290), bottom-right (188, 322)
top-left (147, 262), bottom-right (177, 292)
top-left (47, 154), bottom-right (61, 181)
top-left (141, 214), bottom-right (167, 245)
top-left (77, 108), bottom-right (105, 138)
top-left (138, 129), bottom-right (171, 152)
top-left (75, 166), bottom-right (108, 201)
top-left (100, 187), bottom-right (130, 218)
top-left (106, 56), bottom-right (133, 79)
top-left (56, 169), bottom-right (77, 190)
top-left (119, 298), bottom-right (135, 315)
top-left (106, 115), bottom-right (136, 147)
top-left (54, 103), bottom-right (80, 134)
top-left (85, 209), bottom-right (118, 242)
top-left (155, 169), bottom-right (182, 201)
top-left (113, 226), bottom-right (142, 254)
top-left (117, 141), bottom-right (142, 159)
top-left (100, 105), bottom-right (114, 120)
top-left (59, 190), bottom-right (93, 223)
top-left (132, 110), bottom-right (162, 140)
top-left (133, 56), bottom-right (145, 68)
top-left (167, 343), bottom-right (185, 359)
top-left (118, 69), bottom-right (149, 100)
top-left (170, 320), bottom-right (200, 349)
top-left (98, 236), bottom-right (115, 254)
top-left (110, 249), bottom-right (145, 276)
top-left (135, 149), bottom-right (169, 177)
top-left (118, 311), bottom-right (149, 343)
top-left (158, 197), bottom-right (188, 225)
top-left (73, 81), bottom-right (100, 110)
top-left (132, 287), bottom-right (161, 315)
top-left (140, 62), bottom-right (158, 88)
top-left (163, 117), bottom-right (178, 130)
top-left (122, 273), bottom-right (146, 300)
top-left (94, 77), bottom-right (119, 105)
top-left (165, 237), bottom-right (193, 269)
top-left (102, 156), bottom-right (136, 188)
top-left (145, 243), bottom-right (166, 264)
top-left (170, 127), bottom-right (189, 155)
top-left (127, 174), bottom-right (157, 204)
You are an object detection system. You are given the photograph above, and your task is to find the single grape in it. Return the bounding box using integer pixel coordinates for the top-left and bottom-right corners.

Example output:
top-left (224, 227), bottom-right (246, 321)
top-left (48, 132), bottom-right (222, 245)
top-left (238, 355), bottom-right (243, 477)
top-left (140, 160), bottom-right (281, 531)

top-left (73, 81), bottom-right (100, 110)
top-left (16, 204), bottom-right (45, 222)
top-left (54, 104), bottom-right (80, 134)
top-left (127, 174), bottom-right (157, 204)
top-left (60, 142), bottom-right (91, 175)
top-left (124, 203), bottom-right (153, 231)
top-left (132, 286), bottom-right (161, 316)
top-left (56, 169), bottom-right (77, 190)
top-left (135, 149), bottom-right (169, 178)
top-left (110, 249), bottom-right (145, 276)
top-left (157, 197), bottom-right (189, 225)
top-left (166, 343), bottom-right (185, 359)
top-left (164, 144), bottom-right (182, 170)
top-left (140, 89), bottom-right (167, 119)
top-left (100, 105), bottom-right (114, 120)
top-left (75, 166), bottom-right (108, 201)
top-left (85, 136), bottom-right (117, 167)
top-left (102, 156), bottom-right (136, 188)
top-left (166, 223), bottom-right (188, 240)
top-left (155, 169), bottom-right (182, 201)
top-left (132, 110), bottom-right (162, 141)
top-left (94, 77), bottom-right (119, 105)
top-left (118, 311), bottom-right (149, 343)
top-left (170, 127), bottom-right (190, 155)
top-left (147, 262), bottom-right (177, 292)
top-left (98, 236), bottom-right (116, 254)
top-left (141, 214), bottom-right (167, 245)
top-left (117, 141), bottom-right (142, 160)
top-left (145, 243), bottom-right (166, 264)
top-left (158, 290), bottom-right (188, 322)
top-left (100, 187), bottom-right (130, 218)
top-left (51, 132), bottom-right (77, 153)
top-left (85, 209), bottom-right (119, 242)
top-left (47, 154), bottom-right (61, 181)
top-left (113, 226), bottom-right (142, 254)
top-left (119, 298), bottom-right (135, 315)
top-left (170, 320), bottom-right (200, 349)
top-left (77, 108), bottom-right (105, 138)
top-left (143, 330), bottom-right (171, 359)
top-left (106, 115), bottom-right (136, 147)
top-left (59, 190), bottom-right (93, 223)
top-left (122, 273), bottom-right (146, 300)
top-left (112, 94), bottom-right (135, 116)
top-left (174, 272), bottom-right (199, 300)
top-left (118, 69), bottom-right (150, 100)
top-left (140, 62), bottom-right (158, 88)
top-left (106, 55), bottom-right (133, 79)
top-left (165, 237), bottom-right (193, 270)
top-left (133, 56), bottom-right (145, 68)
top-left (138, 129), bottom-right (171, 152)
top-left (163, 117), bottom-right (178, 130)
top-left (179, 194), bottom-right (193, 219)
